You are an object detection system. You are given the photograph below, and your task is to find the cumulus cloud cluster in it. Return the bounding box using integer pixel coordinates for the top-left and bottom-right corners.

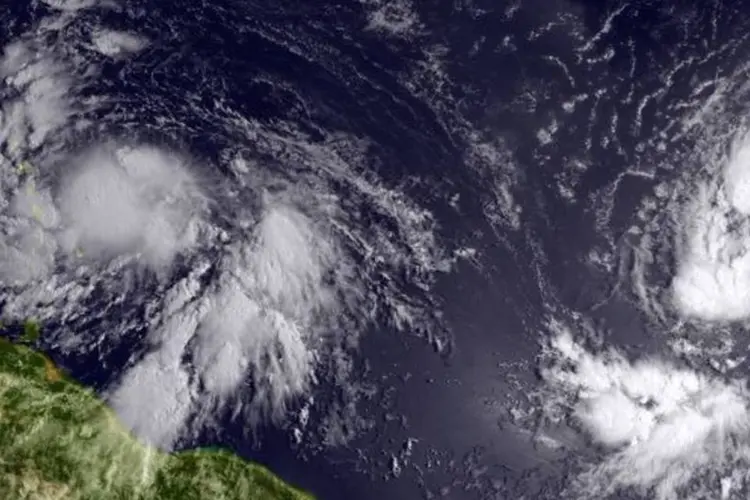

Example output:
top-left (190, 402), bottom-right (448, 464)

top-left (91, 30), bottom-right (148, 57)
top-left (1, 12), bottom-right (196, 279)
top-left (671, 131), bottom-right (750, 321)
top-left (1, 40), bottom-right (72, 155)
top-left (57, 146), bottom-right (206, 268)
top-left (0, 144), bottom-right (207, 290)
top-left (40, 0), bottom-right (97, 11)
top-left (364, 0), bottom-right (421, 37)
top-left (541, 328), bottom-right (750, 500)
top-left (99, 137), bottom-right (455, 448)
top-left (108, 200), bottom-right (349, 448)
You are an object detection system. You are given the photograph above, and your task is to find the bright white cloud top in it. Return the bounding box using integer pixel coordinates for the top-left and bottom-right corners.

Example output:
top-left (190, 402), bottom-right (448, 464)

top-left (91, 30), bottom-right (148, 56)
top-left (671, 131), bottom-right (750, 321)
top-left (724, 132), bottom-right (750, 215)
top-left (1, 41), bottom-right (72, 154)
top-left (107, 201), bottom-right (348, 448)
top-left (541, 328), bottom-right (750, 500)
top-left (40, 0), bottom-right (97, 11)
top-left (57, 146), bottom-right (206, 268)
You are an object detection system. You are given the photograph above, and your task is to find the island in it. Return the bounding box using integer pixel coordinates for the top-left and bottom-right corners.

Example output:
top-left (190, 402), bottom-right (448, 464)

top-left (0, 337), bottom-right (314, 500)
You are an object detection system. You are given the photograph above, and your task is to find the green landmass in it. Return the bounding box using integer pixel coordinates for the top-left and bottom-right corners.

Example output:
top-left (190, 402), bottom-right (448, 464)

top-left (0, 338), bottom-right (314, 500)
top-left (0, 318), bottom-right (42, 345)
top-left (20, 319), bottom-right (41, 344)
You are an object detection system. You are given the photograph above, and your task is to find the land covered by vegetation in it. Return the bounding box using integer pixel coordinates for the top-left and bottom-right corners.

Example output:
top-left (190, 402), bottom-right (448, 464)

top-left (0, 337), bottom-right (313, 500)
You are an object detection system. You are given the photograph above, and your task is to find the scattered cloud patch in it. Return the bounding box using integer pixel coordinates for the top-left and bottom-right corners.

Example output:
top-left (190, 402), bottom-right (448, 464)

top-left (91, 30), bottom-right (148, 57)
top-left (361, 0), bottom-right (421, 37)
top-left (12, 178), bottom-right (61, 229)
top-left (1, 41), bottom-right (72, 154)
top-left (0, 221), bottom-right (57, 287)
top-left (195, 203), bottom-right (339, 419)
top-left (39, 0), bottom-right (97, 11)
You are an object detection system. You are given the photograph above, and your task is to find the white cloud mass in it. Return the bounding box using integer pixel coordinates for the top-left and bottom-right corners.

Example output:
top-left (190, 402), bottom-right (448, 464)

top-left (541, 328), bottom-right (750, 500)
top-left (107, 201), bottom-right (348, 448)
top-left (91, 30), bottom-right (148, 56)
top-left (1, 40), bottom-right (72, 155)
top-left (671, 131), bottom-right (750, 321)
top-left (57, 146), bottom-right (205, 268)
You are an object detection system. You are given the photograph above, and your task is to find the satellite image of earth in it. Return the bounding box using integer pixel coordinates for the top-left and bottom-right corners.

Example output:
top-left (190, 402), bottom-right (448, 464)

top-left (4, 0), bottom-right (750, 499)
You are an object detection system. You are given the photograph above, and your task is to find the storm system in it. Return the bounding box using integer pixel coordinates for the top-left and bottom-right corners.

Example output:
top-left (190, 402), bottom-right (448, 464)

top-left (6, 1), bottom-right (750, 500)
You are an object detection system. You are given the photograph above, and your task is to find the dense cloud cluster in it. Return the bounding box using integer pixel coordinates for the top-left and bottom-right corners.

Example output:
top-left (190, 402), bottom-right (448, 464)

top-left (541, 326), bottom-right (750, 500)
top-left (108, 200), bottom-right (354, 448)
top-left (57, 146), bottom-right (206, 268)
top-left (671, 132), bottom-right (750, 321)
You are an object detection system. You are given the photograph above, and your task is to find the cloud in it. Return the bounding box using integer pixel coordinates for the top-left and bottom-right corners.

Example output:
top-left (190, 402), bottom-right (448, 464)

top-left (724, 132), bottom-right (750, 215)
top-left (56, 146), bottom-right (206, 269)
top-left (363, 0), bottom-right (421, 37)
top-left (12, 178), bottom-right (61, 229)
top-left (192, 284), bottom-right (316, 422)
top-left (0, 131), bottom-right (453, 452)
top-left (108, 201), bottom-right (345, 446)
top-left (541, 329), bottom-right (750, 500)
top-left (670, 132), bottom-right (750, 321)
top-left (91, 30), bottom-right (148, 57)
top-left (1, 41), bottom-right (72, 154)
top-left (108, 352), bottom-right (195, 449)
top-left (0, 178), bottom-right (60, 287)
top-left (0, 221), bottom-right (57, 287)
top-left (40, 0), bottom-right (97, 11)
top-left (107, 289), bottom-right (205, 450)
top-left (670, 193), bottom-right (750, 321)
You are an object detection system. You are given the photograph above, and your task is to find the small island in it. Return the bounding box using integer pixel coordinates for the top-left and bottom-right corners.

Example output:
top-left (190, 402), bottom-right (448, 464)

top-left (0, 338), bottom-right (314, 500)
top-left (19, 318), bottom-right (41, 343)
